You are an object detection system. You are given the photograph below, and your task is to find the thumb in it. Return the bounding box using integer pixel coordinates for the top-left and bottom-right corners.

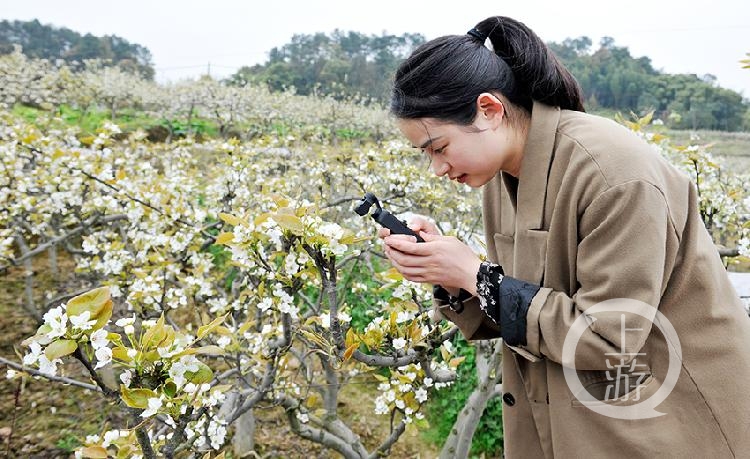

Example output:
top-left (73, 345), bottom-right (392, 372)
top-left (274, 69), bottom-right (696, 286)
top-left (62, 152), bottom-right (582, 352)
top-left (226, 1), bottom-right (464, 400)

top-left (419, 231), bottom-right (440, 242)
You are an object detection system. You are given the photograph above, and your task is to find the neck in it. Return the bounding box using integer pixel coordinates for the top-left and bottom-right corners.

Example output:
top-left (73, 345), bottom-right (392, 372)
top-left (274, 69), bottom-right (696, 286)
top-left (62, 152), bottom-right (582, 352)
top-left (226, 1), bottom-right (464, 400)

top-left (504, 117), bottom-right (530, 178)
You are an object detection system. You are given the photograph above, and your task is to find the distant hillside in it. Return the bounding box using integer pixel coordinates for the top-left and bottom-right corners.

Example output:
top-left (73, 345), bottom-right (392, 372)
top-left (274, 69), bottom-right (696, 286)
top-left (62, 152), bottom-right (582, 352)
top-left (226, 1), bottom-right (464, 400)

top-left (231, 31), bottom-right (749, 131)
top-left (0, 19), bottom-right (154, 79)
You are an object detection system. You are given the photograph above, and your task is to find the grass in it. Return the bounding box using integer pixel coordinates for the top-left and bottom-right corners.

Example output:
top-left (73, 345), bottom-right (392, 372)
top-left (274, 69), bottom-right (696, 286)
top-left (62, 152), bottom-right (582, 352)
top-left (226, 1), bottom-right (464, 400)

top-left (663, 129), bottom-right (750, 171)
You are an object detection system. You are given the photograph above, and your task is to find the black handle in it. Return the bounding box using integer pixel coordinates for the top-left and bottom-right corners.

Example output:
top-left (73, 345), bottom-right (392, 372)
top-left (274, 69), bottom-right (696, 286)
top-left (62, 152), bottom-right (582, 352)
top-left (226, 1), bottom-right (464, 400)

top-left (373, 209), bottom-right (425, 242)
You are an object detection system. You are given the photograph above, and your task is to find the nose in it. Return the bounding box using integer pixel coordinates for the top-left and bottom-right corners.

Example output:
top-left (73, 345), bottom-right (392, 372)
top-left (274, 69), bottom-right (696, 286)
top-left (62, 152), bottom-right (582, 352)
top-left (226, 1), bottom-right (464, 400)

top-left (431, 158), bottom-right (449, 177)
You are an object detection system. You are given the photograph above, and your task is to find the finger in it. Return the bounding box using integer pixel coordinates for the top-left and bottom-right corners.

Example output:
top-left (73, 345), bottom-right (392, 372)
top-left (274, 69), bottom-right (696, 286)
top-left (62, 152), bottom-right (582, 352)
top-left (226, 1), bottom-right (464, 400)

top-left (385, 246), bottom-right (425, 268)
top-left (386, 234), bottom-right (418, 243)
top-left (377, 228), bottom-right (391, 239)
top-left (384, 235), bottom-right (432, 255)
top-left (408, 216), bottom-right (439, 234)
top-left (419, 231), bottom-right (441, 242)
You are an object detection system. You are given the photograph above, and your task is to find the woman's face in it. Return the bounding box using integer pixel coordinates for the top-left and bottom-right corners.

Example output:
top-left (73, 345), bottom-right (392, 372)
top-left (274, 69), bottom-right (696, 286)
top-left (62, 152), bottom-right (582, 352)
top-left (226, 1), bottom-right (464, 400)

top-left (397, 107), bottom-right (524, 187)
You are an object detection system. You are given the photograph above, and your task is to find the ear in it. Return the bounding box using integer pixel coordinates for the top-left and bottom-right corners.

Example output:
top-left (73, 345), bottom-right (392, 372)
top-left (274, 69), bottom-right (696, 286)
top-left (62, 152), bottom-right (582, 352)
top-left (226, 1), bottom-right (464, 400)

top-left (475, 92), bottom-right (505, 126)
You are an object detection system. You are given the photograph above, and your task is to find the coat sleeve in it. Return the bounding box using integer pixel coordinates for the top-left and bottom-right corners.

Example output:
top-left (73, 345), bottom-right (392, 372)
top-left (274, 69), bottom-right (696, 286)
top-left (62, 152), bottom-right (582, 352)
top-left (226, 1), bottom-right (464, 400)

top-left (432, 286), bottom-right (502, 340)
top-left (501, 180), bottom-right (680, 369)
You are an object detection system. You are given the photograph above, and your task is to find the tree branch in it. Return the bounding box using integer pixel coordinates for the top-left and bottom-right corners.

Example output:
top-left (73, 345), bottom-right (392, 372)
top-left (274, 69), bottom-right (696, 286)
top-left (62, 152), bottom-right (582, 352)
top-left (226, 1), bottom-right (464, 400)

top-left (73, 347), bottom-right (119, 398)
top-left (0, 356), bottom-right (101, 392)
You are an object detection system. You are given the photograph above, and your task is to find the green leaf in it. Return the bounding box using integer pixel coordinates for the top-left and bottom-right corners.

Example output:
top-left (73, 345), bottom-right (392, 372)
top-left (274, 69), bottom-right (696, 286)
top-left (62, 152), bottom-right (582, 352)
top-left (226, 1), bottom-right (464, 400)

top-left (163, 381), bottom-right (178, 397)
top-left (44, 339), bottom-right (78, 360)
top-left (120, 386), bottom-right (157, 409)
top-left (186, 362), bottom-right (213, 384)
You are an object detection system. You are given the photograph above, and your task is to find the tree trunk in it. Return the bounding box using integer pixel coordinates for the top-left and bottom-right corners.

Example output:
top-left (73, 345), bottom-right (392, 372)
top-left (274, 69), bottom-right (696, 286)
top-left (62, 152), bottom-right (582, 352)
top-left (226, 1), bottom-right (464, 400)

top-left (439, 339), bottom-right (503, 459)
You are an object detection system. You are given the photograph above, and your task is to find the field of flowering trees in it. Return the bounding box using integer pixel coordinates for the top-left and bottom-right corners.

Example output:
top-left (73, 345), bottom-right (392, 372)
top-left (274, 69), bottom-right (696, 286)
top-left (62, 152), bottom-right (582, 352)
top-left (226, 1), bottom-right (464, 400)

top-left (1, 49), bottom-right (749, 458)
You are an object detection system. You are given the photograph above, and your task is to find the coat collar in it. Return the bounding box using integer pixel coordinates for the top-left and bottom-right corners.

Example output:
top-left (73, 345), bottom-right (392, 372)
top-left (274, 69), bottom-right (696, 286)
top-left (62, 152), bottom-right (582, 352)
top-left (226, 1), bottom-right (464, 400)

top-left (508, 101), bottom-right (560, 231)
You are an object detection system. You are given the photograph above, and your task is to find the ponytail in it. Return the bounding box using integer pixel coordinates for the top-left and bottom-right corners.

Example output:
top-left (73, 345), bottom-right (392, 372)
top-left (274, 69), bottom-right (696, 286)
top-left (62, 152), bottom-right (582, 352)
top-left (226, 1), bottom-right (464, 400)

top-left (391, 16), bottom-right (584, 124)
top-left (475, 16), bottom-right (585, 112)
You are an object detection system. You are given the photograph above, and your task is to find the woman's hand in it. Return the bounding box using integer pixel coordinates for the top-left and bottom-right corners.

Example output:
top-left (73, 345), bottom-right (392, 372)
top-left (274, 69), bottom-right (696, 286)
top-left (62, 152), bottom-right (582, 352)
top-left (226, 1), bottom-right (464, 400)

top-left (382, 230), bottom-right (481, 296)
top-left (376, 215), bottom-right (440, 240)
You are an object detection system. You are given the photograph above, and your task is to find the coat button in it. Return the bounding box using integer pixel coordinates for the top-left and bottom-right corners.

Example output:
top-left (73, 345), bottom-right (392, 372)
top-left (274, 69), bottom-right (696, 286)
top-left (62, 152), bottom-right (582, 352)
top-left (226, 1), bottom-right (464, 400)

top-left (502, 393), bottom-right (515, 406)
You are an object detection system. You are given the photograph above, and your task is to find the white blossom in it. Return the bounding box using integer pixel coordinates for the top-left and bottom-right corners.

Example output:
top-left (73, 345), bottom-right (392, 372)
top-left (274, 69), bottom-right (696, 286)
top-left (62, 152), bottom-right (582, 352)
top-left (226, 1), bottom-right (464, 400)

top-left (140, 397), bottom-right (162, 418)
top-left (90, 329), bottom-right (109, 349)
top-left (120, 370), bottom-right (132, 387)
top-left (94, 346), bottom-right (112, 369)
top-left (392, 338), bottom-right (407, 350)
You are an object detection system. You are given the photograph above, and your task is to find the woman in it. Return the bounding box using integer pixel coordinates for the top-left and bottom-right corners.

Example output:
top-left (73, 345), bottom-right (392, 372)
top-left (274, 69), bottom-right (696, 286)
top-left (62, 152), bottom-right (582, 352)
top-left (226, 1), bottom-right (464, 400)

top-left (380, 16), bottom-right (750, 458)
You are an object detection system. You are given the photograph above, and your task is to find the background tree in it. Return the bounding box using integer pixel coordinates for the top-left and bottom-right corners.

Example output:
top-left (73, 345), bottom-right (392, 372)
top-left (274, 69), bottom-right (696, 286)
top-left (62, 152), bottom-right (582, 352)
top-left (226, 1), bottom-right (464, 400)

top-left (0, 19), bottom-right (154, 79)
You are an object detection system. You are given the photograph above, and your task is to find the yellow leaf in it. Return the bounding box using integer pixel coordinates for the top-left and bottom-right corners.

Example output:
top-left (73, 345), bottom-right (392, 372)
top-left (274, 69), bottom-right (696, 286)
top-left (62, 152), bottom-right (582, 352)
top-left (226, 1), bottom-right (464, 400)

top-left (238, 319), bottom-right (255, 335)
top-left (273, 214), bottom-right (304, 234)
top-left (198, 314), bottom-right (228, 339)
top-left (66, 287), bottom-right (111, 320)
top-left (345, 328), bottom-right (358, 349)
top-left (120, 386), bottom-right (157, 409)
top-left (81, 445), bottom-right (109, 458)
top-left (441, 346), bottom-right (450, 362)
top-left (272, 195), bottom-right (290, 207)
top-left (21, 133), bottom-right (38, 144)
top-left (116, 169), bottom-right (126, 181)
top-left (141, 315), bottom-right (169, 350)
top-left (218, 213), bottom-right (241, 226)
top-left (298, 329), bottom-right (331, 350)
top-left (409, 321), bottom-right (422, 342)
top-left (305, 393), bottom-right (322, 408)
top-left (192, 345), bottom-right (226, 356)
top-left (215, 232), bottom-right (234, 245)
top-left (343, 343), bottom-right (358, 361)
top-left (449, 356), bottom-right (466, 368)
top-left (44, 339), bottom-right (78, 360)
top-left (112, 346), bottom-right (133, 362)
top-left (340, 234), bottom-right (370, 245)
top-left (91, 298), bottom-right (113, 331)
top-left (381, 268), bottom-right (404, 281)
top-left (214, 325), bottom-right (233, 336)
top-left (254, 213), bottom-right (270, 227)
top-left (639, 111), bottom-right (653, 126)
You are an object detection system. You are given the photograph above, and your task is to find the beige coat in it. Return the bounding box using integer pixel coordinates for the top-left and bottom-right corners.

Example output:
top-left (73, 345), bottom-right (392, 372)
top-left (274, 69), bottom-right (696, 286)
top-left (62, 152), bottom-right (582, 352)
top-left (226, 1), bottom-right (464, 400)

top-left (437, 102), bottom-right (750, 458)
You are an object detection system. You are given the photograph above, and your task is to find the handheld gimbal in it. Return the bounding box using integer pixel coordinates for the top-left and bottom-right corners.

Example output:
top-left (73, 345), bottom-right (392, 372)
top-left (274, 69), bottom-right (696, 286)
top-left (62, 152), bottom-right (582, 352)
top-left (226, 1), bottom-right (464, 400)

top-left (354, 192), bottom-right (424, 242)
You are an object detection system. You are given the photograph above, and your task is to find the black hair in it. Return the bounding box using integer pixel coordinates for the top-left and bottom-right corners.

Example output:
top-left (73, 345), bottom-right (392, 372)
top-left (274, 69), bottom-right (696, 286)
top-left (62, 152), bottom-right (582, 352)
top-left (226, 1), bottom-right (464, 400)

top-left (390, 16), bottom-right (585, 125)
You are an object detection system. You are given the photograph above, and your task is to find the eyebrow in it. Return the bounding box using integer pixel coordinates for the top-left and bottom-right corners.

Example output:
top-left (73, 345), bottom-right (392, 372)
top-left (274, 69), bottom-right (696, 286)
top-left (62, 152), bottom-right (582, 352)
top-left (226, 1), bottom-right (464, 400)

top-left (413, 136), bottom-right (442, 149)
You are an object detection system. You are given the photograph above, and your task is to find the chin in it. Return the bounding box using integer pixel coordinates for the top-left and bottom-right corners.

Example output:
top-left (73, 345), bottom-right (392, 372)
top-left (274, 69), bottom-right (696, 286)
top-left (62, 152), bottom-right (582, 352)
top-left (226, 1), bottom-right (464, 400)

top-left (467, 176), bottom-right (492, 188)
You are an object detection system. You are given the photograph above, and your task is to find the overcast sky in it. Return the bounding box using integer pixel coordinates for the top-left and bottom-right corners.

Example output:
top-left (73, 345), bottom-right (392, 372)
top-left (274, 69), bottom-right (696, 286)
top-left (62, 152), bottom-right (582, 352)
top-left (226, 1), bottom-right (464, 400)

top-left (3, 0), bottom-right (749, 96)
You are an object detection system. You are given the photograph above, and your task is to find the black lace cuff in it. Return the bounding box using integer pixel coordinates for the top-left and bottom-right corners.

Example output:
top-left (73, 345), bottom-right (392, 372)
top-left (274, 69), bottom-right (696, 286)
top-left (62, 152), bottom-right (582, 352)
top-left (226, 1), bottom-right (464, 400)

top-left (476, 261), bottom-right (541, 346)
